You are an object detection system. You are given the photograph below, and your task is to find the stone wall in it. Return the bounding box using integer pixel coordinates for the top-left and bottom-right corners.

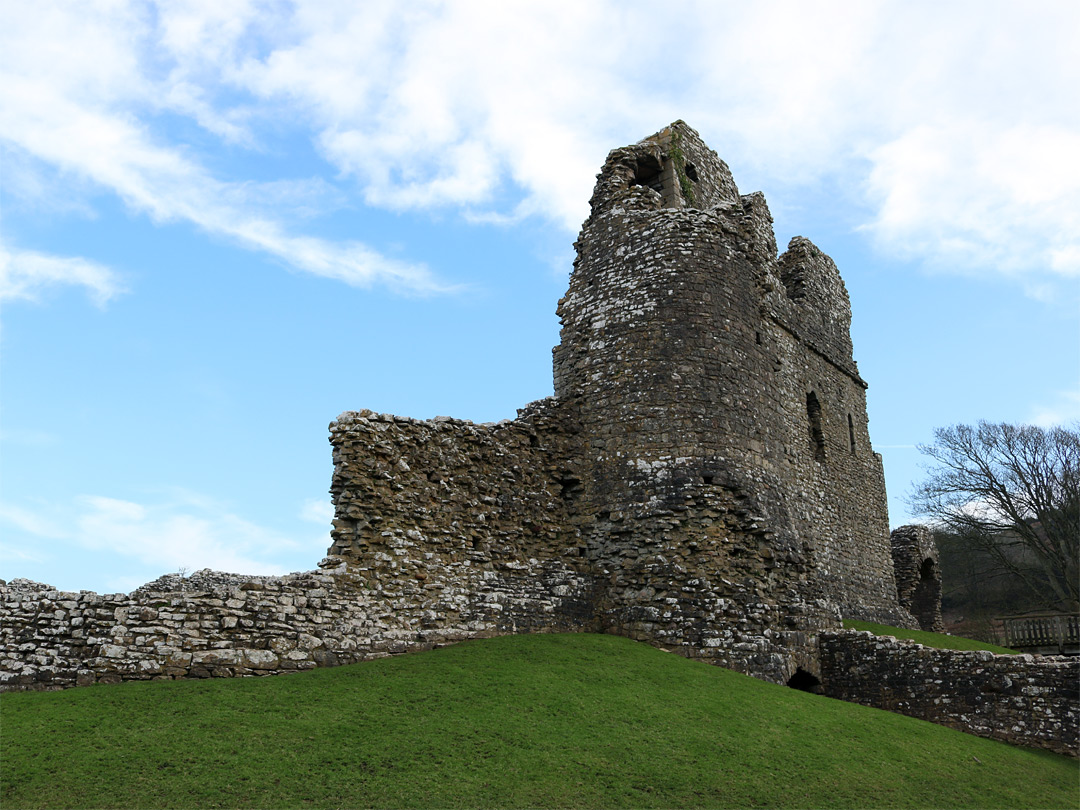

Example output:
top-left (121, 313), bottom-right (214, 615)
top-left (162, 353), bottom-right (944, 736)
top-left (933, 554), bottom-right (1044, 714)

top-left (0, 558), bottom-right (595, 692)
top-left (326, 399), bottom-right (593, 629)
top-left (820, 630), bottom-right (1079, 757)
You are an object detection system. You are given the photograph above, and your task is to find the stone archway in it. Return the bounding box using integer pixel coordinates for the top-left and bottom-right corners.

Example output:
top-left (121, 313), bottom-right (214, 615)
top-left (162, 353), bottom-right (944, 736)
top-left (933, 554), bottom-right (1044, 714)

top-left (890, 525), bottom-right (945, 632)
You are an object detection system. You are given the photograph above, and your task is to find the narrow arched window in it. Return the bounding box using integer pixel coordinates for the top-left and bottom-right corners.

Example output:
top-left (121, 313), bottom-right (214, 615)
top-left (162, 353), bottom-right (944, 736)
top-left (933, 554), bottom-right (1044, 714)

top-left (806, 392), bottom-right (826, 462)
top-left (848, 413), bottom-right (856, 454)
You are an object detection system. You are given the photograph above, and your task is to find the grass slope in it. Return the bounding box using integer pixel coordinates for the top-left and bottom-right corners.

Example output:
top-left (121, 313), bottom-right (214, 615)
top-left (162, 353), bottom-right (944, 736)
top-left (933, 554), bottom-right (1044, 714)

top-left (842, 620), bottom-right (1019, 654)
top-left (2, 634), bottom-right (1075, 809)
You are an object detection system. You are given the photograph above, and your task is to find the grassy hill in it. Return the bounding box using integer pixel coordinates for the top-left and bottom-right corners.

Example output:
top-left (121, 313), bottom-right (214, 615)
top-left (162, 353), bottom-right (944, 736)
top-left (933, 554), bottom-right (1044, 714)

top-left (2, 633), bottom-right (1075, 809)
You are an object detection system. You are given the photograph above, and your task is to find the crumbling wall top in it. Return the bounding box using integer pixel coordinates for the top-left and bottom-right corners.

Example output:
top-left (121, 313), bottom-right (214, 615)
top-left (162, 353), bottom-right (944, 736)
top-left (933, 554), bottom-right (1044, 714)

top-left (587, 121), bottom-right (741, 216)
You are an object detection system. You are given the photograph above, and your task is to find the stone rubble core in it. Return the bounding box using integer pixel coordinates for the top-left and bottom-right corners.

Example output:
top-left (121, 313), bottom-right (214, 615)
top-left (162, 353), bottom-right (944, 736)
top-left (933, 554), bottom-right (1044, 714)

top-left (2, 122), bottom-right (1074, 757)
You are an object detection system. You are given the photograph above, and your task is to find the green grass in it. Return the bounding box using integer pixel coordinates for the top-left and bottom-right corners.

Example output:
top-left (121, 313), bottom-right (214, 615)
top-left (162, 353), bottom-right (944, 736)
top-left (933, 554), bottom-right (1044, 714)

top-left (2, 634), bottom-right (1074, 809)
top-left (842, 620), bottom-right (1019, 654)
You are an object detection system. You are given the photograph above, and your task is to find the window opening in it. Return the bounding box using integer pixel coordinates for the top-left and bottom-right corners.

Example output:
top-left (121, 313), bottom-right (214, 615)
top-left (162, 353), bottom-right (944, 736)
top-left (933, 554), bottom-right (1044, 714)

top-left (847, 413), bottom-right (856, 454)
top-left (557, 474), bottom-right (582, 502)
top-left (631, 155), bottom-right (664, 193)
top-left (806, 392), bottom-right (826, 462)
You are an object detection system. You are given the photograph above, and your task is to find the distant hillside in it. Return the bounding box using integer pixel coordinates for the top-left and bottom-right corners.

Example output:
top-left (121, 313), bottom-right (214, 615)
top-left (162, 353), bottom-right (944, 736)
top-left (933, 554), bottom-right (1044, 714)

top-left (2, 633), bottom-right (1076, 809)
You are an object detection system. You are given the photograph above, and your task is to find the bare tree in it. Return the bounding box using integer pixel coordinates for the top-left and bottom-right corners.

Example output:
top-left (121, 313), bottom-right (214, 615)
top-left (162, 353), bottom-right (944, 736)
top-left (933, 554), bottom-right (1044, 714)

top-left (912, 422), bottom-right (1079, 610)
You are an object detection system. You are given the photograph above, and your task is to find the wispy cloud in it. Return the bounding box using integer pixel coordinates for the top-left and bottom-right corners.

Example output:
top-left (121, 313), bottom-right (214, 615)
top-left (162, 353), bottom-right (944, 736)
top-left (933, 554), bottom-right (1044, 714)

top-left (0, 492), bottom-right (319, 583)
top-left (1029, 388), bottom-right (1080, 428)
top-left (0, 503), bottom-right (68, 539)
top-left (0, 244), bottom-right (126, 306)
top-left (0, 2), bottom-right (447, 295)
top-left (299, 497), bottom-right (334, 525)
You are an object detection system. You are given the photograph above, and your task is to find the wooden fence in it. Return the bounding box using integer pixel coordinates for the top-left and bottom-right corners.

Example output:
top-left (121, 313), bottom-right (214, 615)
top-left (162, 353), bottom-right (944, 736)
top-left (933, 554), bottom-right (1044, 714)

top-left (1002, 613), bottom-right (1080, 654)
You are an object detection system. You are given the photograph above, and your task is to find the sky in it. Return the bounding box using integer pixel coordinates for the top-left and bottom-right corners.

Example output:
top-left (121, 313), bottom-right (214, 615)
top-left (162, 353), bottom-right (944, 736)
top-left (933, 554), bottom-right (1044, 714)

top-left (2, 0), bottom-right (1078, 595)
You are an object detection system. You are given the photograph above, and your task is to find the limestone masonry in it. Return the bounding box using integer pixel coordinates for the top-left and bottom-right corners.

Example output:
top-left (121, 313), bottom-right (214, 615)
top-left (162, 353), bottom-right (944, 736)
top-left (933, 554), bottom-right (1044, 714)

top-left (3, 123), bottom-right (1075, 756)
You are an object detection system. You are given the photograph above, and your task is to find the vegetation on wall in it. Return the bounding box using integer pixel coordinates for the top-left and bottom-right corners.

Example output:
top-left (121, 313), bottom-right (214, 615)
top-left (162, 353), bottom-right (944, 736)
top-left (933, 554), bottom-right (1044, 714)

top-left (668, 129), bottom-right (696, 207)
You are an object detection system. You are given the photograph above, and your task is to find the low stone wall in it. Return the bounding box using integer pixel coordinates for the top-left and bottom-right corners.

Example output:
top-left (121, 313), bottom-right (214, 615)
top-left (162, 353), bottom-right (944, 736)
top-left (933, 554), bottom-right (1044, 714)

top-left (819, 630), bottom-right (1079, 757)
top-left (0, 556), bottom-right (595, 692)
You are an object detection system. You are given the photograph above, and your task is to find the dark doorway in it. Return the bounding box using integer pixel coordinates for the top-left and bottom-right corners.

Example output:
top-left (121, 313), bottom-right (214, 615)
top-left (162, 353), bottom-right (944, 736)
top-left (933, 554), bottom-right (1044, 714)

top-left (912, 558), bottom-right (942, 632)
top-left (806, 392), bottom-right (826, 462)
top-left (786, 667), bottom-right (822, 693)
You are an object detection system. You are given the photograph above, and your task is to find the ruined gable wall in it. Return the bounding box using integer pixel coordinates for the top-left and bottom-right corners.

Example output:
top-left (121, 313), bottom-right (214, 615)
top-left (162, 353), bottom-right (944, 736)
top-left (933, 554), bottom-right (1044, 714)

top-left (327, 399), bottom-right (597, 635)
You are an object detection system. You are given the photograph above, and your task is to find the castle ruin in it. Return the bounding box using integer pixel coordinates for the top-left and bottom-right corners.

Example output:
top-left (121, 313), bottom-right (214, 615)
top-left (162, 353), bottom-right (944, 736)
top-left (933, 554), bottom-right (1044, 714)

top-left (8, 123), bottom-right (1075, 759)
top-left (327, 122), bottom-right (919, 683)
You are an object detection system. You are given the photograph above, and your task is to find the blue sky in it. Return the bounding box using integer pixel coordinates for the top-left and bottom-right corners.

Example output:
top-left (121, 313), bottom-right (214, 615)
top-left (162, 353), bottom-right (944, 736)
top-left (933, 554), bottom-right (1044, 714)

top-left (2, 1), bottom-right (1078, 594)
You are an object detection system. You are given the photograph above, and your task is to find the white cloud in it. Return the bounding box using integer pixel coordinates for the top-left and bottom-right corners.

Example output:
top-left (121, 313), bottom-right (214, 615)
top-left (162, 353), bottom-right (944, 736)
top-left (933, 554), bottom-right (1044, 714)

top-left (0, 1), bottom-right (447, 295)
top-left (1029, 389), bottom-right (1080, 428)
top-left (2, 0), bottom-right (1078, 296)
top-left (230, 1), bottom-right (1080, 286)
top-left (862, 122), bottom-right (1080, 280)
top-left (0, 503), bottom-right (68, 539)
top-left (73, 495), bottom-right (292, 575)
top-left (0, 542), bottom-right (48, 565)
top-left (0, 244), bottom-right (126, 306)
top-left (299, 497), bottom-right (334, 525)
top-left (0, 493), bottom-right (312, 581)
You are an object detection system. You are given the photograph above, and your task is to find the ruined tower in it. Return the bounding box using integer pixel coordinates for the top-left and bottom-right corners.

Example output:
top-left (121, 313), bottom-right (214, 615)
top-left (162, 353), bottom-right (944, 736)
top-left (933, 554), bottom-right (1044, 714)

top-left (325, 122), bottom-right (917, 684)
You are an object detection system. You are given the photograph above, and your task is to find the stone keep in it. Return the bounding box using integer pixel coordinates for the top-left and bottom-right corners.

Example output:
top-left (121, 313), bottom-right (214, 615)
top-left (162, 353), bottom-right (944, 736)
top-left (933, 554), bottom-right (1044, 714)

top-left (329, 122), bottom-right (918, 684)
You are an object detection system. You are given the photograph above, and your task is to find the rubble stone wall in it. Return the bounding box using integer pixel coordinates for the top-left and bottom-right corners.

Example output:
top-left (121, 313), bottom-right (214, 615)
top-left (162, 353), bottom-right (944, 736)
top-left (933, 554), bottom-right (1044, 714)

top-left (325, 399), bottom-right (593, 628)
top-left (0, 555), bottom-right (596, 693)
top-left (820, 630), bottom-right (1079, 757)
